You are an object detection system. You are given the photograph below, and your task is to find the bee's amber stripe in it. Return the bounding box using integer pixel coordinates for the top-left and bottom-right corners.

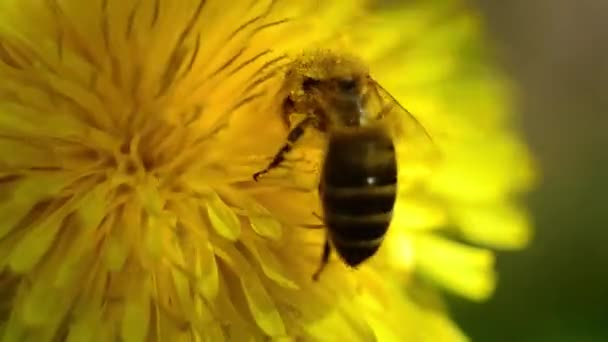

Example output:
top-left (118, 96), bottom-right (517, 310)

top-left (323, 184), bottom-right (397, 196)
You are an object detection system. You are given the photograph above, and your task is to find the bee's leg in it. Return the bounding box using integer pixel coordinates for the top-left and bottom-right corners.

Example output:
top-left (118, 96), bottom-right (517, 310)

top-left (312, 239), bottom-right (331, 281)
top-left (312, 211), bottom-right (323, 221)
top-left (299, 223), bottom-right (325, 229)
top-left (298, 212), bottom-right (325, 229)
top-left (253, 117), bottom-right (312, 181)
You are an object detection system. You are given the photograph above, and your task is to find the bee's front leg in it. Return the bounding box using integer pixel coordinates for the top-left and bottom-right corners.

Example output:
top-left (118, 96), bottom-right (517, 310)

top-left (252, 117), bottom-right (313, 181)
top-left (312, 239), bottom-right (332, 281)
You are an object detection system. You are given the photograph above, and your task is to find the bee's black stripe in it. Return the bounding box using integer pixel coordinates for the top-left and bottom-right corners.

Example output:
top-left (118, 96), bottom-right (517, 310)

top-left (323, 184), bottom-right (396, 216)
top-left (325, 212), bottom-right (391, 244)
top-left (323, 155), bottom-right (396, 187)
top-left (323, 129), bottom-right (396, 187)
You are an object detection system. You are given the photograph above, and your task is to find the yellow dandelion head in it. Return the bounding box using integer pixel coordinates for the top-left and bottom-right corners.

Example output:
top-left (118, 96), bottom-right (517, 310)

top-left (0, 0), bottom-right (535, 341)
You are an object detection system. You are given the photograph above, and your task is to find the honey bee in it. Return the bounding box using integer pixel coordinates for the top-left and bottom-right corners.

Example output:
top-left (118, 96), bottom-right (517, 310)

top-left (253, 50), bottom-right (434, 280)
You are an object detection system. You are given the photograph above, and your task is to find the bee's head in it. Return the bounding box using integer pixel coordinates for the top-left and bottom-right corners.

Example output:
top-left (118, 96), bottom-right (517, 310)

top-left (300, 76), bottom-right (360, 96)
top-left (284, 50), bottom-right (367, 91)
top-left (282, 50), bottom-right (372, 127)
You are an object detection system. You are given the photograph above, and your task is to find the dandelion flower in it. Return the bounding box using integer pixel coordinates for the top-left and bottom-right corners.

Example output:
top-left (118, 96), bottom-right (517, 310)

top-left (0, 0), bottom-right (535, 341)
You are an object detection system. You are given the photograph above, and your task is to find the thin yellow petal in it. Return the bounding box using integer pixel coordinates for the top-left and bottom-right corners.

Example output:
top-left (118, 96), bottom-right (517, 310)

top-left (196, 244), bottom-right (220, 302)
top-left (104, 201), bottom-right (139, 271)
top-left (249, 214), bottom-right (282, 240)
top-left (145, 213), bottom-right (176, 261)
top-left (1, 314), bottom-right (25, 342)
top-left (413, 235), bottom-right (496, 301)
top-left (241, 238), bottom-right (298, 289)
top-left (66, 309), bottom-right (102, 342)
top-left (240, 274), bottom-right (286, 337)
top-left (121, 281), bottom-right (152, 342)
top-left (214, 241), bottom-right (286, 337)
top-left (392, 197), bottom-right (447, 231)
top-left (54, 225), bottom-right (94, 287)
top-left (206, 192), bottom-right (241, 241)
top-left (104, 234), bottom-right (130, 272)
top-left (455, 202), bottom-right (532, 249)
top-left (217, 187), bottom-right (284, 239)
top-left (8, 198), bottom-right (73, 273)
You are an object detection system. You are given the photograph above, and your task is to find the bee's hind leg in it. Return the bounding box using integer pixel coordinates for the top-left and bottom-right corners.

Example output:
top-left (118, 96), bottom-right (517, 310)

top-left (312, 239), bottom-right (331, 281)
top-left (253, 117), bottom-right (313, 181)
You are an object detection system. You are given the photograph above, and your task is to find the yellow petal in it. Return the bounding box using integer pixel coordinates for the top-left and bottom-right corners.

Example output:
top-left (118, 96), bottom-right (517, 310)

top-left (0, 102), bottom-right (85, 141)
top-left (238, 196), bottom-right (283, 240)
top-left (241, 238), bottom-right (298, 289)
top-left (171, 264), bottom-right (195, 320)
top-left (104, 201), bottom-right (139, 271)
top-left (1, 314), bottom-right (25, 342)
top-left (103, 233), bottom-right (130, 272)
top-left (431, 135), bottom-right (534, 202)
top-left (8, 198), bottom-right (74, 273)
top-left (306, 301), bottom-right (375, 341)
top-left (0, 139), bottom-right (58, 169)
top-left (217, 187), bottom-right (283, 240)
top-left (413, 235), bottom-right (496, 301)
top-left (54, 224), bottom-right (94, 287)
top-left (56, 185), bottom-right (110, 285)
top-left (196, 243), bottom-right (219, 302)
top-left (214, 241), bottom-right (285, 337)
top-left (121, 283), bottom-right (152, 342)
top-left (66, 309), bottom-right (102, 342)
top-left (145, 212), bottom-right (176, 261)
top-left (392, 197), bottom-right (447, 231)
top-left (240, 272), bottom-right (286, 337)
top-left (169, 242), bottom-right (216, 331)
top-left (21, 285), bottom-right (64, 328)
top-left (206, 192), bottom-right (240, 241)
top-left (249, 214), bottom-right (282, 240)
top-left (136, 175), bottom-right (164, 216)
top-left (0, 174), bottom-right (69, 240)
top-left (455, 202), bottom-right (532, 249)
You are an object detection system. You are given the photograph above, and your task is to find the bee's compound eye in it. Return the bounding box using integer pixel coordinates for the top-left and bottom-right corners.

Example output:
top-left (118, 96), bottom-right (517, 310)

top-left (337, 79), bottom-right (357, 92)
top-left (302, 77), bottom-right (321, 91)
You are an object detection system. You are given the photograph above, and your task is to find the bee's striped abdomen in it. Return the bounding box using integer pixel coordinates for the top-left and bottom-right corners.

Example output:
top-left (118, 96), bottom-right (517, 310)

top-left (320, 128), bottom-right (397, 267)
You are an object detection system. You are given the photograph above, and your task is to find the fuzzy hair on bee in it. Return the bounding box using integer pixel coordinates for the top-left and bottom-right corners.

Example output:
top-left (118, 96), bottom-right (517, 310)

top-left (253, 49), bottom-right (434, 280)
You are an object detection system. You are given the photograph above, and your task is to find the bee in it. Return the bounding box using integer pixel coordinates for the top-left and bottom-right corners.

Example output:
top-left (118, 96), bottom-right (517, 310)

top-left (253, 50), bottom-right (434, 280)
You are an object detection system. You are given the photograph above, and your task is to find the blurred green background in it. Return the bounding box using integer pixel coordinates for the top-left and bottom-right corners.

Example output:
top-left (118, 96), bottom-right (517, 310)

top-left (448, 0), bottom-right (608, 341)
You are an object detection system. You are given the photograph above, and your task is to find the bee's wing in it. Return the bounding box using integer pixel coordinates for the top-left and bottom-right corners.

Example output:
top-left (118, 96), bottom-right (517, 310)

top-left (365, 78), bottom-right (431, 142)
top-left (365, 77), bottom-right (441, 179)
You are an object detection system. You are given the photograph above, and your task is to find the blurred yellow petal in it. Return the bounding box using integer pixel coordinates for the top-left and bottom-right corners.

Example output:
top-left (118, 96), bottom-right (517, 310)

top-left (413, 235), bottom-right (496, 301)
top-left (454, 202), bottom-right (532, 249)
top-left (122, 287), bottom-right (152, 342)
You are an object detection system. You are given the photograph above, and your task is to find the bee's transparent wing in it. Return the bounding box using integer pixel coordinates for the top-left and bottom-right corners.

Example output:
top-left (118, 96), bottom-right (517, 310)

top-left (365, 78), bottom-right (441, 186)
